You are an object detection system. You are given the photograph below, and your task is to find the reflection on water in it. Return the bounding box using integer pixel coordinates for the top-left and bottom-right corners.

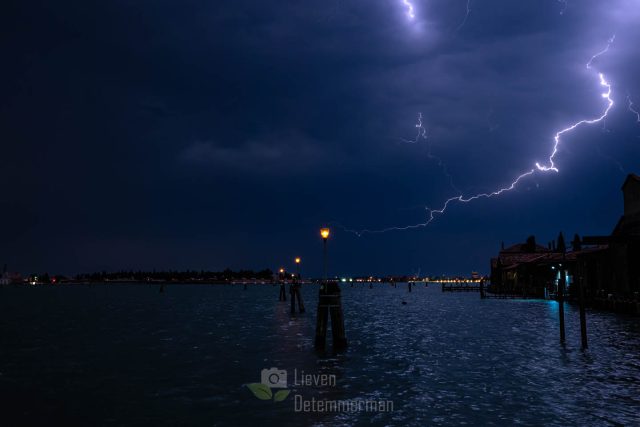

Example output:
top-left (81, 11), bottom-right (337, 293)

top-left (1, 284), bottom-right (639, 426)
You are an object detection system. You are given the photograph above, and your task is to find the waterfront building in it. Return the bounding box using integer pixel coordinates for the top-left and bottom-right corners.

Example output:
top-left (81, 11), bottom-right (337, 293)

top-left (576, 174), bottom-right (640, 305)
top-left (490, 174), bottom-right (640, 313)
top-left (490, 236), bottom-right (574, 298)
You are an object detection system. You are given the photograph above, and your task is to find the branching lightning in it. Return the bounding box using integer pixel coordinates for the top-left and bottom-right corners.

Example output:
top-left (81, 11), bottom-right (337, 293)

top-left (535, 72), bottom-right (613, 172)
top-left (400, 112), bottom-right (427, 143)
top-left (344, 36), bottom-right (618, 237)
top-left (586, 35), bottom-right (615, 70)
top-left (456, 0), bottom-right (472, 31)
top-left (628, 94), bottom-right (640, 123)
top-left (400, 113), bottom-right (461, 194)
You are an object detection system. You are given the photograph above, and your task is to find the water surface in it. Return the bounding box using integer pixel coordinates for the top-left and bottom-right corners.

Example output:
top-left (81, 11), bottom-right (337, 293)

top-left (1, 284), bottom-right (639, 426)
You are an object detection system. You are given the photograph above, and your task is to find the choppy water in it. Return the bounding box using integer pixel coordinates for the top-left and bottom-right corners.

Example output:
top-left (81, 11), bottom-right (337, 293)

top-left (1, 284), bottom-right (639, 426)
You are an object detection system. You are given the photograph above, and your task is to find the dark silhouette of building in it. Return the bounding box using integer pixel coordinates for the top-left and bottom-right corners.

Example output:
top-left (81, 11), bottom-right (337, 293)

top-left (490, 235), bottom-right (574, 298)
top-left (490, 174), bottom-right (640, 313)
top-left (577, 174), bottom-right (640, 307)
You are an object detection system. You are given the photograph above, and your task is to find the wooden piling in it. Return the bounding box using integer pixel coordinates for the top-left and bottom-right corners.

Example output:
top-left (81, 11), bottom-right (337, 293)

top-left (289, 284), bottom-right (305, 314)
top-left (408, 282), bottom-right (412, 292)
top-left (279, 283), bottom-right (287, 301)
top-left (558, 271), bottom-right (566, 343)
top-left (315, 282), bottom-right (347, 350)
top-left (314, 283), bottom-right (329, 349)
top-left (557, 232), bottom-right (567, 344)
top-left (578, 279), bottom-right (588, 349)
top-left (296, 285), bottom-right (305, 313)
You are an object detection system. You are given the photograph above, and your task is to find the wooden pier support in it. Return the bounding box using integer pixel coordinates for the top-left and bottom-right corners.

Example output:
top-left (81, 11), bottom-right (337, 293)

top-left (480, 280), bottom-right (486, 299)
top-left (408, 282), bottom-right (412, 292)
top-left (578, 280), bottom-right (588, 349)
top-left (278, 283), bottom-right (287, 301)
top-left (558, 271), bottom-right (566, 343)
top-left (289, 284), bottom-right (305, 314)
top-left (315, 282), bottom-right (347, 351)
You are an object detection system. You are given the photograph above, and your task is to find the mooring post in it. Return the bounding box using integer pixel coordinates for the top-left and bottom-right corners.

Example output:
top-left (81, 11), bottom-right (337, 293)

top-left (558, 270), bottom-right (566, 343)
top-left (578, 279), bottom-right (588, 349)
top-left (296, 284), bottom-right (305, 313)
top-left (290, 257), bottom-right (305, 313)
top-left (480, 279), bottom-right (486, 299)
top-left (328, 282), bottom-right (347, 350)
top-left (289, 283), bottom-right (305, 314)
top-left (408, 282), bottom-right (412, 292)
top-left (315, 282), bottom-right (329, 349)
top-left (279, 283), bottom-right (286, 301)
top-left (557, 232), bottom-right (566, 344)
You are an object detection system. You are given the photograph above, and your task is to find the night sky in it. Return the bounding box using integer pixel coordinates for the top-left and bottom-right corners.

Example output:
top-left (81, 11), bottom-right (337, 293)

top-left (2, 0), bottom-right (640, 276)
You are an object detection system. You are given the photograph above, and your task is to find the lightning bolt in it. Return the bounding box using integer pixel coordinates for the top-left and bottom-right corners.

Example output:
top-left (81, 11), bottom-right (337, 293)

top-left (400, 112), bottom-right (428, 143)
top-left (586, 34), bottom-right (615, 70)
top-left (456, 0), bottom-right (472, 31)
top-left (401, 0), bottom-right (416, 20)
top-left (536, 35), bottom-right (615, 172)
top-left (628, 94), bottom-right (640, 123)
top-left (535, 72), bottom-right (613, 172)
top-left (400, 113), bottom-right (461, 194)
top-left (343, 36), bottom-right (617, 237)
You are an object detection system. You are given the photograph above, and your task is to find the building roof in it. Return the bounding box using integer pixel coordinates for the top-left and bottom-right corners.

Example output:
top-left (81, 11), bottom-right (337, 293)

top-left (496, 251), bottom-right (579, 269)
top-left (501, 243), bottom-right (550, 254)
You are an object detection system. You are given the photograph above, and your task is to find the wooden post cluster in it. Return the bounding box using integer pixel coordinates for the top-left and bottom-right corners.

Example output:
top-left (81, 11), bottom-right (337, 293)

top-left (289, 283), bottom-right (305, 314)
top-left (315, 281), bottom-right (347, 351)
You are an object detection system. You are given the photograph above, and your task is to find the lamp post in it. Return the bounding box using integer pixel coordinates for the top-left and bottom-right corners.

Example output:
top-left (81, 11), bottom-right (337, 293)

top-left (320, 228), bottom-right (330, 283)
top-left (315, 227), bottom-right (346, 350)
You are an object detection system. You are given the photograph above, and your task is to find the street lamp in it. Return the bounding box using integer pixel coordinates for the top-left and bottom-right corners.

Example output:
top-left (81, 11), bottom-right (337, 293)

top-left (320, 227), bottom-right (330, 283)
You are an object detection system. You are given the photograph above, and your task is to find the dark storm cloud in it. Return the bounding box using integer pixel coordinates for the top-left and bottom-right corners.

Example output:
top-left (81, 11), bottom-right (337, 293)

top-left (2, 0), bottom-right (640, 275)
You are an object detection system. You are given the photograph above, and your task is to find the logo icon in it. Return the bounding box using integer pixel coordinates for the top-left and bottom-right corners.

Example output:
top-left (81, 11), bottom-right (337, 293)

top-left (261, 368), bottom-right (287, 389)
top-left (246, 367), bottom-right (290, 402)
